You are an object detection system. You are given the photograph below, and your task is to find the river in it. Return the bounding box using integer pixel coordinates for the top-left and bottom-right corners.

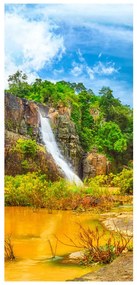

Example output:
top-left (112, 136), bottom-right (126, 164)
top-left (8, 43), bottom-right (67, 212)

top-left (5, 207), bottom-right (103, 281)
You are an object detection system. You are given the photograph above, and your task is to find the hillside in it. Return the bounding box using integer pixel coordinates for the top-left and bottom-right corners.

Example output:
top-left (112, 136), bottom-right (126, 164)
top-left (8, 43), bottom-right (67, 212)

top-left (5, 70), bottom-right (133, 176)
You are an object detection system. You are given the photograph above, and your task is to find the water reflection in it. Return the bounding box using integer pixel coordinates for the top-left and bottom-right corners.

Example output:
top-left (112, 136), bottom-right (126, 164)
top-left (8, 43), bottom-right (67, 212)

top-left (5, 207), bottom-right (101, 281)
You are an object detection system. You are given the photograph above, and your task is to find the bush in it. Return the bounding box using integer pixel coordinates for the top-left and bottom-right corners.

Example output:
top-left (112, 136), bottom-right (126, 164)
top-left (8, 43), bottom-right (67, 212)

top-left (84, 175), bottom-right (110, 197)
top-left (4, 174), bottom-right (83, 209)
top-left (79, 225), bottom-right (133, 264)
top-left (15, 138), bottom-right (37, 157)
top-left (5, 173), bottom-right (48, 207)
top-left (112, 168), bottom-right (133, 194)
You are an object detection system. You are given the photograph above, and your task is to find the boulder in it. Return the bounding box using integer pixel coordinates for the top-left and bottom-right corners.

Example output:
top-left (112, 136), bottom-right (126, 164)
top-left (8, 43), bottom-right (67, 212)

top-left (83, 150), bottom-right (110, 179)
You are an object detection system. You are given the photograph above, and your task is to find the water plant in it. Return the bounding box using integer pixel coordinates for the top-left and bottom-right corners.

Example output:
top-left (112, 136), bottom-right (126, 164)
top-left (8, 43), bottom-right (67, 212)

top-left (5, 236), bottom-right (15, 261)
top-left (77, 224), bottom-right (133, 265)
top-left (55, 223), bottom-right (133, 265)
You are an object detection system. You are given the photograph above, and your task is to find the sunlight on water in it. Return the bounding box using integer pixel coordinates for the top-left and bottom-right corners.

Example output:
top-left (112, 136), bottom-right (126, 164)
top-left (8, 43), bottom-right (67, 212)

top-left (5, 207), bottom-right (101, 281)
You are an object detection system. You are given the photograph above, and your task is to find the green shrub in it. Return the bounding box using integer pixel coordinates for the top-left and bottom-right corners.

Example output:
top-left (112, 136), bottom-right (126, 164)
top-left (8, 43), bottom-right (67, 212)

top-left (5, 173), bottom-right (48, 207)
top-left (21, 160), bottom-right (29, 170)
top-left (112, 168), bottom-right (133, 194)
top-left (4, 174), bottom-right (83, 209)
top-left (15, 138), bottom-right (37, 157)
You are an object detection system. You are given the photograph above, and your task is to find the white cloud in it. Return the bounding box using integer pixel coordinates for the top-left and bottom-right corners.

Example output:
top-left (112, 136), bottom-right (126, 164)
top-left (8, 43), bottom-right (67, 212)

top-left (92, 61), bottom-right (119, 76)
top-left (34, 4), bottom-right (132, 27)
top-left (71, 62), bottom-right (83, 77)
top-left (86, 66), bottom-right (94, 80)
top-left (5, 10), bottom-right (65, 86)
top-left (53, 68), bottom-right (64, 75)
top-left (71, 51), bottom-right (119, 81)
top-left (77, 49), bottom-right (85, 63)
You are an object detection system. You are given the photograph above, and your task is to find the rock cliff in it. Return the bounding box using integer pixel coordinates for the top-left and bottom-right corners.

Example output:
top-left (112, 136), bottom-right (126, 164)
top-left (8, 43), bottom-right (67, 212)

top-left (5, 93), bottom-right (40, 140)
top-left (5, 93), bottom-right (83, 179)
top-left (5, 93), bottom-right (110, 180)
top-left (48, 106), bottom-right (83, 176)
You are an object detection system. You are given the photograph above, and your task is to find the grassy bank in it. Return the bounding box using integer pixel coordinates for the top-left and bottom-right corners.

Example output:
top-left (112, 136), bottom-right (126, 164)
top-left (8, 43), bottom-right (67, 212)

top-left (5, 170), bottom-right (133, 211)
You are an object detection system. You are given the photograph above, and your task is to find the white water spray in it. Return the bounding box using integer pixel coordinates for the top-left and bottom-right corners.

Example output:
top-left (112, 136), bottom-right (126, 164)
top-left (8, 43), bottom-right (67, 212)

top-left (39, 112), bottom-right (83, 186)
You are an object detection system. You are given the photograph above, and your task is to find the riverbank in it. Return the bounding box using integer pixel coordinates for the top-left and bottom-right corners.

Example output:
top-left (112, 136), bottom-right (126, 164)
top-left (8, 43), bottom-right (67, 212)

top-left (72, 211), bottom-right (133, 282)
top-left (72, 251), bottom-right (133, 281)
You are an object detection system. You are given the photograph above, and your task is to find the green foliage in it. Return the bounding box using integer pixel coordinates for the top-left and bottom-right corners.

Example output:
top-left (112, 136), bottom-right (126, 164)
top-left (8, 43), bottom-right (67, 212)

top-left (95, 121), bottom-right (127, 154)
top-left (15, 138), bottom-right (37, 157)
top-left (79, 127), bottom-right (94, 151)
top-left (111, 168), bottom-right (133, 194)
top-left (21, 160), bottom-right (29, 170)
top-left (27, 126), bottom-right (33, 137)
top-left (7, 70), bottom-right (30, 98)
top-left (5, 174), bottom-right (82, 209)
top-left (5, 171), bottom-right (133, 211)
top-left (6, 71), bottom-right (133, 169)
top-left (5, 173), bottom-right (48, 207)
top-left (70, 101), bottom-right (81, 126)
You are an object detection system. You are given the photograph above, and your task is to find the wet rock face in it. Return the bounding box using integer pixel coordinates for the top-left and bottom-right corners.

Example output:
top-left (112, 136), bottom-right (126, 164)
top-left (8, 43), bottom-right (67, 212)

top-left (5, 93), bottom-right (40, 140)
top-left (49, 107), bottom-right (83, 176)
top-left (55, 115), bottom-right (83, 176)
top-left (5, 94), bottom-right (110, 180)
top-left (83, 151), bottom-right (110, 179)
top-left (5, 94), bottom-right (83, 178)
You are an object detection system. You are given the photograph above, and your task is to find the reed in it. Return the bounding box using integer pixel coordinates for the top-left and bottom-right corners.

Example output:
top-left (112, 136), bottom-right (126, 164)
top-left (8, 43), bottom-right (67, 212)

top-left (5, 236), bottom-right (15, 261)
top-left (48, 239), bottom-right (58, 258)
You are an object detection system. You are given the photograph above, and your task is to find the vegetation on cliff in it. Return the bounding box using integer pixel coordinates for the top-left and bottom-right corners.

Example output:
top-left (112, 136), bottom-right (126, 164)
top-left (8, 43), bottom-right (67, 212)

top-left (5, 133), bottom-right (62, 180)
top-left (5, 71), bottom-right (133, 208)
top-left (6, 70), bottom-right (133, 171)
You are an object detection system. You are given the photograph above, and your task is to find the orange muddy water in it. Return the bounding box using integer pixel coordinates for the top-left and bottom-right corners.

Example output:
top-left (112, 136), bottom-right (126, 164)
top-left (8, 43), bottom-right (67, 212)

top-left (5, 207), bottom-right (102, 281)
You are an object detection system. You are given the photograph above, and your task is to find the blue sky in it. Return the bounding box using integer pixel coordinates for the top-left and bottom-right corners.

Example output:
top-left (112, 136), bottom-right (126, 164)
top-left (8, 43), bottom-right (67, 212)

top-left (5, 4), bottom-right (133, 106)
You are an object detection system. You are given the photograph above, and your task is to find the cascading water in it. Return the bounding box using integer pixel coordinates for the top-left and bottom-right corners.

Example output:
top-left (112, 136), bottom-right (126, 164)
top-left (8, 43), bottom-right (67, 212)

top-left (39, 112), bottom-right (83, 186)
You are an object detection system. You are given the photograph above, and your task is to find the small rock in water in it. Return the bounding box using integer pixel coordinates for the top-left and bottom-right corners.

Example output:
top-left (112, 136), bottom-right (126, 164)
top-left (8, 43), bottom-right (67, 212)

top-left (69, 251), bottom-right (85, 260)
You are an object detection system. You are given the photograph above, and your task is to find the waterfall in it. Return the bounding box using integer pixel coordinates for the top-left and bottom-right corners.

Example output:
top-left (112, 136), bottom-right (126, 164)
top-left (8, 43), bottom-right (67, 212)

top-left (39, 112), bottom-right (83, 186)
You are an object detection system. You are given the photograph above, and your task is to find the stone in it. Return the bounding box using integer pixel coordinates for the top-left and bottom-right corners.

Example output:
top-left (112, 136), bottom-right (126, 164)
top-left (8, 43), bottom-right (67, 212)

top-left (69, 251), bottom-right (85, 260)
top-left (83, 151), bottom-right (110, 179)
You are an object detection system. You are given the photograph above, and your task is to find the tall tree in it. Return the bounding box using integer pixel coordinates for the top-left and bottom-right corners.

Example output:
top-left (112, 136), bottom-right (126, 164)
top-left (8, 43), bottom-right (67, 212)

top-left (7, 70), bottom-right (30, 98)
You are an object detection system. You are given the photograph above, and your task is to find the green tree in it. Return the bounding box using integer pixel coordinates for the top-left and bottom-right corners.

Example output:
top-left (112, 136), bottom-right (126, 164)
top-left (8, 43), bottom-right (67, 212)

top-left (99, 87), bottom-right (121, 121)
top-left (95, 122), bottom-right (127, 155)
top-left (7, 70), bottom-right (30, 98)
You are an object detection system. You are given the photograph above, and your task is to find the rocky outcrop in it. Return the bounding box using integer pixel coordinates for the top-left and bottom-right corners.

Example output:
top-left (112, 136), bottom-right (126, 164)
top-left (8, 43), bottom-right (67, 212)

top-left (48, 106), bottom-right (83, 176)
top-left (5, 93), bottom-right (40, 140)
top-left (5, 130), bottom-right (62, 181)
top-left (5, 94), bottom-right (83, 178)
top-left (83, 150), bottom-right (110, 179)
top-left (5, 93), bottom-right (110, 180)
